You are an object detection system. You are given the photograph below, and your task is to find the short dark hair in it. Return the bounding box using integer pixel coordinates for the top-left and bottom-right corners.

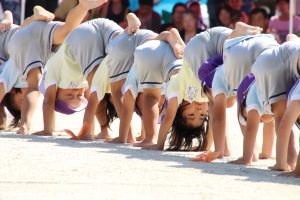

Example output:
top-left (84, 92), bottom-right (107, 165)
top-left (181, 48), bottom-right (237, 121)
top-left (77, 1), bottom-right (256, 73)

top-left (1, 88), bottom-right (21, 128)
top-left (139, 0), bottom-right (154, 6)
top-left (172, 3), bottom-right (187, 15)
top-left (250, 7), bottom-right (269, 19)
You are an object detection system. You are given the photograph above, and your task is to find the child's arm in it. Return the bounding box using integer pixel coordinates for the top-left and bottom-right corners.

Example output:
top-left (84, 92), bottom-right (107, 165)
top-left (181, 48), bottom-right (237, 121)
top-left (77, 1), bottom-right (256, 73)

top-left (53, 0), bottom-right (107, 45)
top-left (230, 110), bottom-right (260, 165)
top-left (273, 101), bottom-right (300, 171)
top-left (0, 83), bottom-right (5, 102)
top-left (143, 97), bottom-right (178, 150)
top-left (33, 85), bottom-right (57, 135)
top-left (109, 90), bottom-right (135, 143)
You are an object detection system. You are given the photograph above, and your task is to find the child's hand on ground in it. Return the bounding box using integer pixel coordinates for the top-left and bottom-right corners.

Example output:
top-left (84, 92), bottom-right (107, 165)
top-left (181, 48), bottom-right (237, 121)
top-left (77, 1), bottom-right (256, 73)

top-left (64, 123), bottom-right (94, 140)
top-left (79, 0), bottom-right (108, 11)
top-left (228, 157), bottom-right (251, 165)
top-left (192, 151), bottom-right (220, 162)
top-left (106, 137), bottom-right (126, 144)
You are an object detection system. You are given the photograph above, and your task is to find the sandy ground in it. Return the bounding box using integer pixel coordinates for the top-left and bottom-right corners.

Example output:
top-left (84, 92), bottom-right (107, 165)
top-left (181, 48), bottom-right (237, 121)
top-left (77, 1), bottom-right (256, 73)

top-left (0, 99), bottom-right (300, 200)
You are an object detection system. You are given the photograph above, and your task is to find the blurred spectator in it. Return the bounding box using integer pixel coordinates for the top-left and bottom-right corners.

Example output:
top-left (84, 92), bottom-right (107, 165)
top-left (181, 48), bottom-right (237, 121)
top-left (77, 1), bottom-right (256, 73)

top-left (0, 0), bottom-right (21, 24)
top-left (269, 0), bottom-right (300, 43)
top-left (249, 7), bottom-right (281, 43)
top-left (161, 3), bottom-right (187, 32)
top-left (99, 0), bottom-right (130, 28)
top-left (187, 1), bottom-right (207, 30)
top-left (207, 0), bottom-right (225, 27)
top-left (25, 0), bottom-right (58, 18)
top-left (217, 5), bottom-right (235, 28)
top-left (134, 0), bottom-right (161, 33)
top-left (55, 0), bottom-right (101, 22)
top-left (180, 10), bottom-right (204, 43)
top-left (227, 0), bottom-right (248, 23)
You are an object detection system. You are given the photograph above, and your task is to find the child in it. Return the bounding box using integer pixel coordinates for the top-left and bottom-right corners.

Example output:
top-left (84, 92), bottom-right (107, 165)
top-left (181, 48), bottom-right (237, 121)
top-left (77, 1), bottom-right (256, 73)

top-left (252, 36), bottom-right (300, 170)
top-left (271, 78), bottom-right (300, 172)
top-left (7, 0), bottom-right (107, 134)
top-left (229, 75), bottom-right (275, 165)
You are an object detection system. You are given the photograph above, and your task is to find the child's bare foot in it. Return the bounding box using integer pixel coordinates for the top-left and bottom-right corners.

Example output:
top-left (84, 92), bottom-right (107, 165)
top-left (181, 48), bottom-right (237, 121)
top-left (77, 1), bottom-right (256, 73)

top-left (167, 28), bottom-right (185, 59)
top-left (32, 130), bottom-right (53, 136)
top-left (229, 157), bottom-right (251, 165)
top-left (133, 139), bottom-right (156, 148)
top-left (32, 6), bottom-right (55, 22)
top-left (95, 131), bottom-right (112, 140)
top-left (126, 13), bottom-right (141, 35)
top-left (269, 163), bottom-right (291, 171)
top-left (192, 151), bottom-right (220, 162)
top-left (259, 153), bottom-right (274, 160)
top-left (16, 125), bottom-right (31, 135)
top-left (107, 137), bottom-right (126, 144)
top-left (235, 22), bottom-right (262, 36)
top-left (0, 11), bottom-right (13, 32)
top-left (279, 170), bottom-right (300, 178)
top-left (142, 144), bottom-right (163, 150)
top-left (136, 134), bottom-right (145, 141)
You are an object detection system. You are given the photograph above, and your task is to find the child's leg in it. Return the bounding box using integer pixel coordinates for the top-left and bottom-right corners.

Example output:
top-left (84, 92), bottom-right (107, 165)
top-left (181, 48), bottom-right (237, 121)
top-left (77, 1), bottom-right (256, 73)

top-left (17, 68), bottom-right (42, 134)
top-left (155, 28), bottom-right (185, 59)
top-left (95, 98), bottom-right (112, 140)
top-left (52, 0), bottom-right (107, 45)
top-left (260, 120), bottom-right (275, 159)
top-left (0, 10), bottom-right (13, 32)
top-left (287, 131), bottom-right (298, 170)
top-left (279, 153), bottom-right (300, 178)
top-left (139, 88), bottom-right (160, 147)
top-left (228, 22), bottom-right (262, 39)
top-left (136, 121), bottom-right (146, 141)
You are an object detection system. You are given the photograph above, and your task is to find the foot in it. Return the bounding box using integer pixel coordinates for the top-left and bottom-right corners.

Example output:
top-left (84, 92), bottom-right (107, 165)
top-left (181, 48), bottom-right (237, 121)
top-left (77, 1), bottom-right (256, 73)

top-left (279, 170), bottom-right (300, 178)
top-left (135, 134), bottom-right (145, 141)
top-left (0, 11), bottom-right (13, 32)
top-left (126, 13), bottom-right (141, 35)
top-left (235, 22), bottom-right (262, 36)
top-left (259, 153), bottom-right (274, 160)
top-left (142, 144), bottom-right (163, 151)
top-left (95, 131), bottom-right (112, 140)
top-left (133, 139), bottom-right (156, 148)
top-left (32, 130), bottom-right (53, 136)
top-left (229, 157), bottom-right (251, 165)
top-left (269, 163), bottom-right (291, 171)
top-left (107, 137), bottom-right (126, 144)
top-left (167, 28), bottom-right (186, 59)
top-left (33, 6), bottom-right (55, 22)
top-left (16, 125), bottom-right (31, 135)
top-left (192, 151), bottom-right (220, 162)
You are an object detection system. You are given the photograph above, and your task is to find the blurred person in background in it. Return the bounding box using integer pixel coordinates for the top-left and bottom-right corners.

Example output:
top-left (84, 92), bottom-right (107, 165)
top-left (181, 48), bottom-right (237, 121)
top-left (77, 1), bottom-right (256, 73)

top-left (99, 0), bottom-right (130, 28)
top-left (269, 0), bottom-right (300, 43)
top-left (0, 0), bottom-right (20, 25)
top-left (207, 0), bottom-right (225, 27)
top-left (161, 3), bottom-right (187, 32)
top-left (227, 0), bottom-right (248, 23)
top-left (187, 1), bottom-right (207, 30)
top-left (134, 0), bottom-right (161, 33)
top-left (180, 10), bottom-right (204, 43)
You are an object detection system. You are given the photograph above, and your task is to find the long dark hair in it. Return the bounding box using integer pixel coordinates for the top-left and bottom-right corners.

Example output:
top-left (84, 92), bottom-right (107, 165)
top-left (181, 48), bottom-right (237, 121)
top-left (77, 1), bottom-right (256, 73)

top-left (102, 94), bottom-right (118, 128)
top-left (1, 88), bottom-right (21, 128)
top-left (167, 105), bottom-right (209, 151)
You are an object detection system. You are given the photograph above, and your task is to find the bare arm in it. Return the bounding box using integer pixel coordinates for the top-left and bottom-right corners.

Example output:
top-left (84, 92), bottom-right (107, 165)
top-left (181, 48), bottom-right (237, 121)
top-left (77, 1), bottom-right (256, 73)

top-left (42, 85), bottom-right (57, 135)
top-left (0, 83), bottom-right (5, 102)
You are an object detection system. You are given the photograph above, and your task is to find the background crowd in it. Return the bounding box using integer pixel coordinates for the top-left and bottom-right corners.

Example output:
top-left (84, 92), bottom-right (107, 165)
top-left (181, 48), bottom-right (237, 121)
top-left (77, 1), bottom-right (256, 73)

top-left (0, 0), bottom-right (299, 44)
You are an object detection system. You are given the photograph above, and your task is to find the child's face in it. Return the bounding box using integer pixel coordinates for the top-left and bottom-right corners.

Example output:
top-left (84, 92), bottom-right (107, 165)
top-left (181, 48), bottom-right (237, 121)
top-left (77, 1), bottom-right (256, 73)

top-left (219, 9), bottom-right (232, 27)
top-left (57, 88), bottom-right (85, 109)
top-left (182, 14), bottom-right (197, 31)
top-left (181, 102), bottom-right (208, 128)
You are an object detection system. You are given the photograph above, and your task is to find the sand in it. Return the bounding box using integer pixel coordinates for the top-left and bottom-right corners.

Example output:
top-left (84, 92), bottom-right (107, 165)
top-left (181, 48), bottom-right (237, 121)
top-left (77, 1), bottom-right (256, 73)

top-left (0, 99), bottom-right (300, 200)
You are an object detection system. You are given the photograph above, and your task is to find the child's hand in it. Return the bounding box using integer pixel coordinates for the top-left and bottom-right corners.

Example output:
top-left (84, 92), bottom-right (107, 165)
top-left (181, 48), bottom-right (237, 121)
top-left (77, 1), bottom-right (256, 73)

top-left (228, 157), bottom-right (251, 165)
top-left (269, 163), bottom-right (291, 171)
top-left (64, 123), bottom-right (94, 140)
top-left (79, 0), bottom-right (108, 10)
top-left (126, 13), bottom-right (141, 35)
top-left (142, 144), bottom-right (163, 151)
top-left (32, 130), bottom-right (53, 136)
top-left (192, 151), bottom-right (220, 162)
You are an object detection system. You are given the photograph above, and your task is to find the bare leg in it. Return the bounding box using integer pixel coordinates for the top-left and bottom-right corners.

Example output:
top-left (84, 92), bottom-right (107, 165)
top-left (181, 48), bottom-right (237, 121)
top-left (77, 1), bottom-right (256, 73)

top-left (136, 121), bottom-right (146, 141)
top-left (32, 6), bottom-right (55, 22)
top-left (0, 10), bottom-right (13, 32)
top-left (260, 120), bottom-right (275, 159)
top-left (279, 153), bottom-right (300, 178)
top-left (287, 131), bottom-right (298, 170)
top-left (95, 98), bottom-right (112, 140)
top-left (155, 28), bottom-right (185, 59)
